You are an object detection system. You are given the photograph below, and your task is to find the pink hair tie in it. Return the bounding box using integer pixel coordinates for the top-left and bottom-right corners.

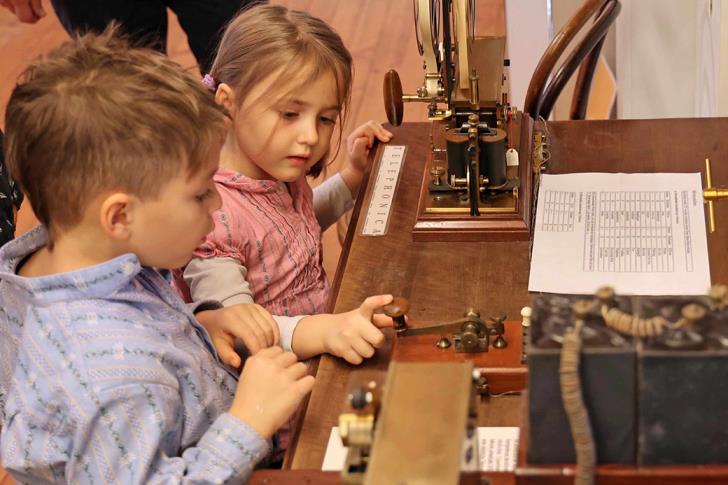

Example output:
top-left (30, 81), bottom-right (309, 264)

top-left (202, 74), bottom-right (217, 93)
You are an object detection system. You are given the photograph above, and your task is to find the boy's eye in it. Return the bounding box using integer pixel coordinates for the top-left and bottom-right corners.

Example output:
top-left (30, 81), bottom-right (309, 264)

top-left (281, 111), bottom-right (299, 119)
top-left (195, 189), bottom-right (212, 202)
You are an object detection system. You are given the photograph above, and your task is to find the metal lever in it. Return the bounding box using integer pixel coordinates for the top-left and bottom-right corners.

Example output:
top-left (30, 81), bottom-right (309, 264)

top-left (703, 157), bottom-right (728, 233)
top-left (396, 314), bottom-right (481, 337)
top-left (381, 298), bottom-right (508, 353)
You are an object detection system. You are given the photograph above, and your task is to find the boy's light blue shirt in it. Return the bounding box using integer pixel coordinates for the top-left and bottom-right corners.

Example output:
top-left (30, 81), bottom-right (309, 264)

top-left (0, 227), bottom-right (270, 484)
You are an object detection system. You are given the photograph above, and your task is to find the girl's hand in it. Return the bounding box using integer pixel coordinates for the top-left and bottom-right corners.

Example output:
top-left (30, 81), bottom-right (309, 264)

top-left (323, 294), bottom-right (394, 365)
top-left (345, 120), bottom-right (393, 174)
top-left (196, 304), bottom-right (281, 369)
top-left (231, 347), bottom-right (314, 439)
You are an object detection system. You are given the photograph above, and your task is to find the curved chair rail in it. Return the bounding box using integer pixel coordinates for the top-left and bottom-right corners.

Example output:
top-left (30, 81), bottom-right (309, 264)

top-left (524, 0), bottom-right (621, 120)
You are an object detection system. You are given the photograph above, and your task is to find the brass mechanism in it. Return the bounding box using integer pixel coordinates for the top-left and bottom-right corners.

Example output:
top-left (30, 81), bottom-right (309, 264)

top-left (339, 374), bottom-right (384, 484)
top-left (382, 297), bottom-right (508, 353)
top-left (382, 0), bottom-right (516, 221)
top-left (362, 362), bottom-right (478, 484)
top-left (703, 158), bottom-right (728, 233)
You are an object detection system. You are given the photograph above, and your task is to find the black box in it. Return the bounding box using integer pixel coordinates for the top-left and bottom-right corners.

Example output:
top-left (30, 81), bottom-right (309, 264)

top-left (527, 293), bottom-right (636, 465)
top-left (637, 298), bottom-right (728, 465)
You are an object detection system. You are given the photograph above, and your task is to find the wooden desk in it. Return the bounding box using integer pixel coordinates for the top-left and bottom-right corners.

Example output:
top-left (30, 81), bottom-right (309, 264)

top-left (285, 118), bottom-right (728, 472)
top-left (288, 121), bottom-right (530, 469)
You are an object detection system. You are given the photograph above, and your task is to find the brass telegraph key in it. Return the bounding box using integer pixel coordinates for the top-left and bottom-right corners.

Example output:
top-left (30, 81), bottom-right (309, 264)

top-left (381, 297), bottom-right (507, 353)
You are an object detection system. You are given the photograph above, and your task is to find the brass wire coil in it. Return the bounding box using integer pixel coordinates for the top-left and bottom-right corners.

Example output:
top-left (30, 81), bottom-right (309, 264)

top-left (559, 318), bottom-right (595, 485)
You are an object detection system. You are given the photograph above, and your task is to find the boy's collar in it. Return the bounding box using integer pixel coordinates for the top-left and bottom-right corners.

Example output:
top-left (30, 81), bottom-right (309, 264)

top-left (0, 225), bottom-right (144, 304)
top-left (0, 225), bottom-right (47, 271)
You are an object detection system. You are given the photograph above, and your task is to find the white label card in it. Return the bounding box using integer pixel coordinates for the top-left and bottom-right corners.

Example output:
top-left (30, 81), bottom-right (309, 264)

top-left (361, 145), bottom-right (406, 236)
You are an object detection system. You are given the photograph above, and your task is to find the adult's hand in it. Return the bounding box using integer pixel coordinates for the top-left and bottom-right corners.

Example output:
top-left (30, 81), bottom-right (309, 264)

top-left (0, 0), bottom-right (46, 23)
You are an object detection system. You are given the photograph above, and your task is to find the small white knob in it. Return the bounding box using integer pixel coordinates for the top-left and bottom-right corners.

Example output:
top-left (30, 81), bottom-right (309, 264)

top-left (472, 368), bottom-right (482, 382)
top-left (520, 306), bottom-right (532, 327)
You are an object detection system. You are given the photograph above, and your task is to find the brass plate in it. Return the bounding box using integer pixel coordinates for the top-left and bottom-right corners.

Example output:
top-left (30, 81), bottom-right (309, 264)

top-left (364, 362), bottom-right (473, 485)
top-left (424, 164), bottom-right (519, 214)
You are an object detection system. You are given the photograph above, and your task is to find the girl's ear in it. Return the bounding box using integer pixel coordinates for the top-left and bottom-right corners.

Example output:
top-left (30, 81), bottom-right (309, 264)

top-left (99, 192), bottom-right (134, 241)
top-left (215, 83), bottom-right (236, 115)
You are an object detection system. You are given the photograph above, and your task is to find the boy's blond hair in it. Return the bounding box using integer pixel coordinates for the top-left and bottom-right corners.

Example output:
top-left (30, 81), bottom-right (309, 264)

top-left (210, 4), bottom-right (353, 178)
top-left (4, 28), bottom-right (226, 242)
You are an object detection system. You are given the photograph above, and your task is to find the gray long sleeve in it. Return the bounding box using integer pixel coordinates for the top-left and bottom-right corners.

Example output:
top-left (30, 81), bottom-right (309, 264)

top-left (184, 257), bottom-right (301, 352)
top-left (312, 172), bottom-right (354, 231)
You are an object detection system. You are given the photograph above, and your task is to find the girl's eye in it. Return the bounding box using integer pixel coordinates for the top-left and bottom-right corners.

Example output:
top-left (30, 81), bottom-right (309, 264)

top-left (281, 111), bottom-right (299, 119)
top-left (320, 116), bottom-right (337, 125)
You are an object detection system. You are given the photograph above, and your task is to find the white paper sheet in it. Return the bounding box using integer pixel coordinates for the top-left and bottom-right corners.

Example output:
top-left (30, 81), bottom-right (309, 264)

top-left (322, 426), bottom-right (519, 472)
top-left (528, 173), bottom-right (710, 295)
top-left (476, 426), bottom-right (520, 472)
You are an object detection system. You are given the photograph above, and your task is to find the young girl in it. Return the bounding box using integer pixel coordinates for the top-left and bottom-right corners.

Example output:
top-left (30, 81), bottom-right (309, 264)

top-left (173, 5), bottom-right (391, 321)
top-left (171, 4), bottom-right (393, 455)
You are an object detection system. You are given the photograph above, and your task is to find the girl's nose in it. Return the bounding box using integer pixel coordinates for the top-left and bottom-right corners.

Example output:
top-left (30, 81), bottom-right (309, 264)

top-left (297, 119), bottom-right (319, 146)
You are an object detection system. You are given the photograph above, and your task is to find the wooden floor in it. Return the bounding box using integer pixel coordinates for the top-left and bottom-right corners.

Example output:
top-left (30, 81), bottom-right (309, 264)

top-left (0, 0), bottom-right (502, 480)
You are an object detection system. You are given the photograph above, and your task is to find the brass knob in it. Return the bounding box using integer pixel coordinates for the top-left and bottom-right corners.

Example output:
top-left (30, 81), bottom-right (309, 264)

top-left (465, 308), bottom-right (480, 319)
top-left (430, 166), bottom-right (445, 186)
top-left (436, 336), bottom-right (452, 349)
top-left (488, 313), bottom-right (507, 349)
top-left (681, 303), bottom-right (706, 324)
top-left (709, 284), bottom-right (728, 308)
top-left (571, 300), bottom-right (594, 319)
top-left (383, 70), bottom-right (404, 126)
top-left (460, 329), bottom-right (479, 352)
top-left (382, 297), bottom-right (410, 331)
top-left (492, 335), bottom-right (507, 349)
top-left (489, 312), bottom-right (506, 325)
top-left (596, 286), bottom-right (615, 304)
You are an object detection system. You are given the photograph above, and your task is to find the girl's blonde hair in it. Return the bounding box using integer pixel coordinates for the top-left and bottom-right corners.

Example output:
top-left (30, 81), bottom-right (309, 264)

top-left (210, 4), bottom-right (353, 178)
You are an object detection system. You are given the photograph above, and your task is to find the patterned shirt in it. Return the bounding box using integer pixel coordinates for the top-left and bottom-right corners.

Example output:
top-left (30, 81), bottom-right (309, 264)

top-left (174, 168), bottom-right (330, 317)
top-left (0, 227), bottom-right (269, 484)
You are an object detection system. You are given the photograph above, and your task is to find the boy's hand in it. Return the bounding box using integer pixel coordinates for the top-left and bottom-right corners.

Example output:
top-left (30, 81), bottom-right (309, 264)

top-left (324, 294), bottom-right (394, 365)
top-left (196, 304), bottom-right (280, 368)
top-left (231, 347), bottom-right (314, 439)
top-left (345, 120), bottom-right (393, 173)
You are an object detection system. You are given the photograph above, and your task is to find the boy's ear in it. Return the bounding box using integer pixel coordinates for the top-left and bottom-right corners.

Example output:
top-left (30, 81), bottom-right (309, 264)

top-left (215, 83), bottom-right (236, 115)
top-left (99, 192), bottom-right (135, 241)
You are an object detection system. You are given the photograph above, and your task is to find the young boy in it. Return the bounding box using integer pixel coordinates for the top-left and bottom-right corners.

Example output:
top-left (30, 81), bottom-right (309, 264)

top-left (0, 31), bottom-right (393, 483)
